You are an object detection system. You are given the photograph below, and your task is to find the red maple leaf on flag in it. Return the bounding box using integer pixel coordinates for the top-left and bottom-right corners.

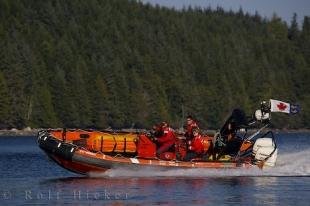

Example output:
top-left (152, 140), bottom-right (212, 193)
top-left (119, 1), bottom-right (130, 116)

top-left (277, 103), bottom-right (287, 111)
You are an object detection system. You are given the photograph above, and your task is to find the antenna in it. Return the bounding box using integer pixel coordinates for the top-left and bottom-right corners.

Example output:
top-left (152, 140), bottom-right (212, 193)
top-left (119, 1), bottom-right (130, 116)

top-left (180, 104), bottom-right (185, 131)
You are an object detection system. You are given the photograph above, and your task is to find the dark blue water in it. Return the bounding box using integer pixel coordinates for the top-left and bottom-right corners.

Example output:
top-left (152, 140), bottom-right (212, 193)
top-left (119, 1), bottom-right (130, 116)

top-left (0, 133), bottom-right (309, 205)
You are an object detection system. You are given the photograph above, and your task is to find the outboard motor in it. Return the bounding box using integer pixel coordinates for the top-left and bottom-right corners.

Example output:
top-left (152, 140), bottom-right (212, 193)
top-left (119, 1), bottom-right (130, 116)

top-left (252, 136), bottom-right (278, 167)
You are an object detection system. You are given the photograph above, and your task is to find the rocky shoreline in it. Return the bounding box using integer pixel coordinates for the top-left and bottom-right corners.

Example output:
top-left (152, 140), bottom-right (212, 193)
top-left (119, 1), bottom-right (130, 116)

top-left (0, 128), bottom-right (39, 136)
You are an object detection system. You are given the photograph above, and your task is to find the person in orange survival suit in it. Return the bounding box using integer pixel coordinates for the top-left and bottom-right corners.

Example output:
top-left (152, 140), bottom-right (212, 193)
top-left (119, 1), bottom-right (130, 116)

top-left (185, 128), bottom-right (211, 161)
top-left (154, 122), bottom-right (176, 156)
top-left (184, 115), bottom-right (199, 140)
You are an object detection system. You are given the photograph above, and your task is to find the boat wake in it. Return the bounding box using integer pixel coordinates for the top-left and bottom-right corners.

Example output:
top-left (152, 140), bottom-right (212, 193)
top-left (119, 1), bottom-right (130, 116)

top-left (89, 149), bottom-right (310, 178)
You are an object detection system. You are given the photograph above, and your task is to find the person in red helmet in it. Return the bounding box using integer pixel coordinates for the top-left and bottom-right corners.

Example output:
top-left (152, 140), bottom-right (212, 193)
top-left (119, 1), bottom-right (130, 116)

top-left (154, 122), bottom-right (176, 156)
top-left (151, 123), bottom-right (163, 139)
top-left (184, 115), bottom-right (199, 140)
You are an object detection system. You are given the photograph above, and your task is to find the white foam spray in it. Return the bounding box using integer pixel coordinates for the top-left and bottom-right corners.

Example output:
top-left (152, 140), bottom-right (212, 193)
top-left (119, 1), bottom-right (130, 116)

top-left (89, 149), bottom-right (310, 178)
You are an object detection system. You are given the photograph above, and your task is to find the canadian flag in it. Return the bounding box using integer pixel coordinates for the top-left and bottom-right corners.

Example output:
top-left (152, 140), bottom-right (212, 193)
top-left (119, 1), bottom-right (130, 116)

top-left (270, 99), bottom-right (290, 113)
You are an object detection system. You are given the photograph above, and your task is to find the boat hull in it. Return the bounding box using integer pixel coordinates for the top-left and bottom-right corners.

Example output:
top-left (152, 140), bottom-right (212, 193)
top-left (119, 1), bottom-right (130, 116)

top-left (38, 131), bottom-right (252, 175)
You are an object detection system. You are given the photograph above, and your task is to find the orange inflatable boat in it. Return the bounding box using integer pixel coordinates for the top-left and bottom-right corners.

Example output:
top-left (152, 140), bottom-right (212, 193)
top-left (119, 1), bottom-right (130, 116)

top-left (38, 128), bottom-right (250, 175)
top-left (38, 100), bottom-right (293, 175)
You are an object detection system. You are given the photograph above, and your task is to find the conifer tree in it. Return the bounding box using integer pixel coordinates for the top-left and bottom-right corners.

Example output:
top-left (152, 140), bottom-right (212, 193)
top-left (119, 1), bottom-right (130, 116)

top-left (0, 72), bottom-right (10, 128)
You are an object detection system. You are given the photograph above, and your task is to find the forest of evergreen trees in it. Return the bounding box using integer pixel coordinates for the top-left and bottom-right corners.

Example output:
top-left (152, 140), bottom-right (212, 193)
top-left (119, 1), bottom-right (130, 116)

top-left (0, 0), bottom-right (309, 130)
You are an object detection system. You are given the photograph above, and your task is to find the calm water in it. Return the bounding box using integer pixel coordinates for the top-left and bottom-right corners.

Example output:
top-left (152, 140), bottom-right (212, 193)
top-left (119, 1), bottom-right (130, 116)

top-left (0, 133), bottom-right (309, 205)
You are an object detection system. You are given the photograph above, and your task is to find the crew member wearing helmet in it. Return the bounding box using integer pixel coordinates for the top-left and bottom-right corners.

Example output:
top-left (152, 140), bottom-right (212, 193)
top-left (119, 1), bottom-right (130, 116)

top-left (154, 122), bottom-right (176, 156)
top-left (185, 128), bottom-right (211, 161)
top-left (184, 115), bottom-right (199, 140)
top-left (151, 123), bottom-right (163, 139)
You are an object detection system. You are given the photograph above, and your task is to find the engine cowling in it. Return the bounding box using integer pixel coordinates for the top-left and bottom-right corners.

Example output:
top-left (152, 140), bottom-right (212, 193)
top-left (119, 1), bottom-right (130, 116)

top-left (252, 137), bottom-right (278, 167)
